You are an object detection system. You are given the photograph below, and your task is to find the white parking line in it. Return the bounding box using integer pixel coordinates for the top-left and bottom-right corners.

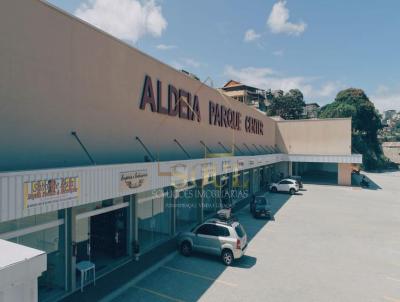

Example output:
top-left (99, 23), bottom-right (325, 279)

top-left (99, 252), bottom-right (178, 302)
top-left (161, 266), bottom-right (238, 287)
top-left (384, 296), bottom-right (400, 302)
top-left (387, 277), bottom-right (400, 283)
top-left (132, 285), bottom-right (185, 302)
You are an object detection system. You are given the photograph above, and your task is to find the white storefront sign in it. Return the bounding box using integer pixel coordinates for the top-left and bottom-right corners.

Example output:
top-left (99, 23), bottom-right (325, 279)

top-left (23, 177), bottom-right (80, 209)
top-left (120, 169), bottom-right (149, 192)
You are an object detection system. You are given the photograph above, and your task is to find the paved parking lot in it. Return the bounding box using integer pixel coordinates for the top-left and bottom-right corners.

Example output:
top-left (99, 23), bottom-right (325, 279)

top-left (102, 172), bottom-right (400, 302)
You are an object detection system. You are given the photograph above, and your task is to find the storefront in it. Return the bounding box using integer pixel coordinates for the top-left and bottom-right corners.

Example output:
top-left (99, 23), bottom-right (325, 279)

top-left (0, 212), bottom-right (66, 302)
top-left (0, 1), bottom-right (362, 301)
top-left (136, 189), bottom-right (173, 252)
top-left (73, 197), bottom-right (130, 282)
top-left (175, 185), bottom-right (200, 233)
top-left (292, 162), bottom-right (339, 184)
top-left (202, 181), bottom-right (221, 218)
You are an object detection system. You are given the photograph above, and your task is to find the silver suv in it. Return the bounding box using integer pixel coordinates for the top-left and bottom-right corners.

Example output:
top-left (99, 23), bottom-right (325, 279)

top-left (177, 214), bottom-right (248, 265)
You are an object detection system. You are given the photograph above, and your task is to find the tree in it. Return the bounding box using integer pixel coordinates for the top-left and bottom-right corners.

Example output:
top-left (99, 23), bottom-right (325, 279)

top-left (319, 88), bottom-right (396, 171)
top-left (267, 89), bottom-right (305, 120)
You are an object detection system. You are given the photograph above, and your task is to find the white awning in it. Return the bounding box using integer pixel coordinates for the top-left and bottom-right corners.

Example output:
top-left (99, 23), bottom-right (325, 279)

top-left (288, 154), bottom-right (362, 164)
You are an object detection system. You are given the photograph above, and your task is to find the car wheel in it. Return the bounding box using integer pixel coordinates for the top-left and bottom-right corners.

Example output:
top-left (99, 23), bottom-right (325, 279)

top-left (221, 249), bottom-right (234, 266)
top-left (180, 241), bottom-right (192, 257)
top-left (271, 187), bottom-right (277, 193)
top-left (289, 188), bottom-right (295, 195)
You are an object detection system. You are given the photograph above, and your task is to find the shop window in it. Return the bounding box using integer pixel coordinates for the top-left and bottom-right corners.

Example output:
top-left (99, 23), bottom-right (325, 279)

top-left (0, 211), bottom-right (58, 234)
top-left (241, 171), bottom-right (250, 200)
top-left (253, 169), bottom-right (260, 193)
top-left (219, 176), bottom-right (230, 208)
top-left (137, 190), bottom-right (172, 251)
top-left (230, 171), bottom-right (250, 204)
top-left (175, 187), bottom-right (199, 233)
top-left (0, 211), bottom-right (66, 300)
top-left (231, 171), bottom-right (242, 203)
top-left (203, 183), bottom-right (220, 218)
top-left (74, 198), bottom-right (130, 277)
top-left (9, 224), bottom-right (66, 301)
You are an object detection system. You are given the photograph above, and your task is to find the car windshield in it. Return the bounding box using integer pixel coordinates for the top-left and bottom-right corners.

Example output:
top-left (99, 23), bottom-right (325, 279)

top-left (255, 198), bottom-right (267, 205)
top-left (191, 224), bottom-right (200, 232)
top-left (235, 224), bottom-right (245, 238)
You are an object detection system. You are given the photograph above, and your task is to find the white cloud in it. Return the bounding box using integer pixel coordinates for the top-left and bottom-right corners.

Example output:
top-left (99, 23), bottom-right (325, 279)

top-left (171, 60), bottom-right (184, 70)
top-left (318, 82), bottom-right (340, 97)
top-left (267, 1), bottom-right (306, 36)
top-left (171, 58), bottom-right (202, 70)
top-left (244, 29), bottom-right (261, 42)
top-left (370, 85), bottom-right (400, 112)
top-left (272, 50), bottom-right (284, 56)
top-left (156, 44), bottom-right (177, 50)
top-left (75, 0), bottom-right (167, 43)
top-left (182, 58), bottom-right (201, 68)
top-left (224, 65), bottom-right (340, 101)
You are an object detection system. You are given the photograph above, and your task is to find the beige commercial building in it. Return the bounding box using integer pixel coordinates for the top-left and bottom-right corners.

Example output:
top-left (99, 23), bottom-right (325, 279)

top-left (0, 1), bottom-right (362, 301)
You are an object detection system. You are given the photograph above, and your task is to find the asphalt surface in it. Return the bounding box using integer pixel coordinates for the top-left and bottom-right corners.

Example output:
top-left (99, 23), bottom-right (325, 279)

top-left (102, 171), bottom-right (400, 302)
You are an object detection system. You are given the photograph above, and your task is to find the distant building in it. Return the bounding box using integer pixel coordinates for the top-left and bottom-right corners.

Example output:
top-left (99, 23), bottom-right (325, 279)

top-left (382, 142), bottom-right (400, 164)
top-left (304, 103), bottom-right (320, 118)
top-left (220, 80), bottom-right (269, 112)
top-left (383, 110), bottom-right (397, 121)
top-left (382, 110), bottom-right (400, 131)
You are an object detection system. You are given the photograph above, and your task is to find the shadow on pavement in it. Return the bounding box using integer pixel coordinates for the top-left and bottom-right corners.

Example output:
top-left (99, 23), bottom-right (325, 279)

top-left (301, 171), bottom-right (338, 186)
top-left (64, 191), bottom-right (293, 302)
top-left (232, 254), bottom-right (257, 268)
top-left (187, 252), bottom-right (257, 269)
top-left (121, 192), bottom-right (292, 302)
top-left (352, 173), bottom-right (382, 190)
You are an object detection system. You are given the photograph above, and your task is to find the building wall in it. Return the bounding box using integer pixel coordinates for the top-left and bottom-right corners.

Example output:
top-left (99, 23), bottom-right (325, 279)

top-left (276, 119), bottom-right (352, 155)
top-left (0, 0), bottom-right (276, 172)
top-left (338, 163), bottom-right (352, 186)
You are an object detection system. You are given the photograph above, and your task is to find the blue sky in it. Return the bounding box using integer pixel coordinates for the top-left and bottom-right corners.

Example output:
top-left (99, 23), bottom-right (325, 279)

top-left (47, 0), bottom-right (400, 111)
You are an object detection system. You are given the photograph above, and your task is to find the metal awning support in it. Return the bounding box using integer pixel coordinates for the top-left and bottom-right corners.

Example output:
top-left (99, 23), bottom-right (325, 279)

top-left (233, 144), bottom-right (245, 155)
top-left (218, 142), bottom-right (230, 153)
top-left (274, 146), bottom-right (282, 153)
top-left (200, 140), bottom-right (212, 154)
top-left (258, 145), bottom-right (269, 153)
top-left (135, 136), bottom-right (155, 162)
top-left (174, 139), bottom-right (191, 159)
top-left (243, 143), bottom-right (254, 155)
top-left (252, 144), bottom-right (261, 154)
top-left (265, 146), bottom-right (274, 154)
top-left (71, 131), bottom-right (96, 165)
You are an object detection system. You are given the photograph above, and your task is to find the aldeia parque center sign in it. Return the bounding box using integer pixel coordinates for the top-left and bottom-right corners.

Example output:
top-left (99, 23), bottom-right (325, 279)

top-left (139, 75), bottom-right (264, 136)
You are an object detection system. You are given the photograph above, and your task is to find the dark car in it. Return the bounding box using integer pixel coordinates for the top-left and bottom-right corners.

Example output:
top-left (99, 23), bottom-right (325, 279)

top-left (250, 195), bottom-right (273, 219)
top-left (288, 175), bottom-right (303, 189)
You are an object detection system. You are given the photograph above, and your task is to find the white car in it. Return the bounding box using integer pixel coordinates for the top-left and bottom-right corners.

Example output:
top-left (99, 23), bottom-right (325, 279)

top-left (270, 178), bottom-right (299, 195)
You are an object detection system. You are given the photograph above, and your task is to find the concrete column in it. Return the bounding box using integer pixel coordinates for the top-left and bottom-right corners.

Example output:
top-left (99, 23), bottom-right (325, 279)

top-left (133, 194), bottom-right (139, 240)
top-left (338, 163), bottom-right (352, 186)
top-left (249, 169), bottom-right (254, 195)
top-left (64, 208), bottom-right (72, 292)
top-left (172, 187), bottom-right (176, 235)
top-left (128, 195), bottom-right (134, 257)
top-left (288, 162), bottom-right (293, 176)
top-left (196, 180), bottom-right (204, 223)
top-left (70, 208), bottom-right (78, 292)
